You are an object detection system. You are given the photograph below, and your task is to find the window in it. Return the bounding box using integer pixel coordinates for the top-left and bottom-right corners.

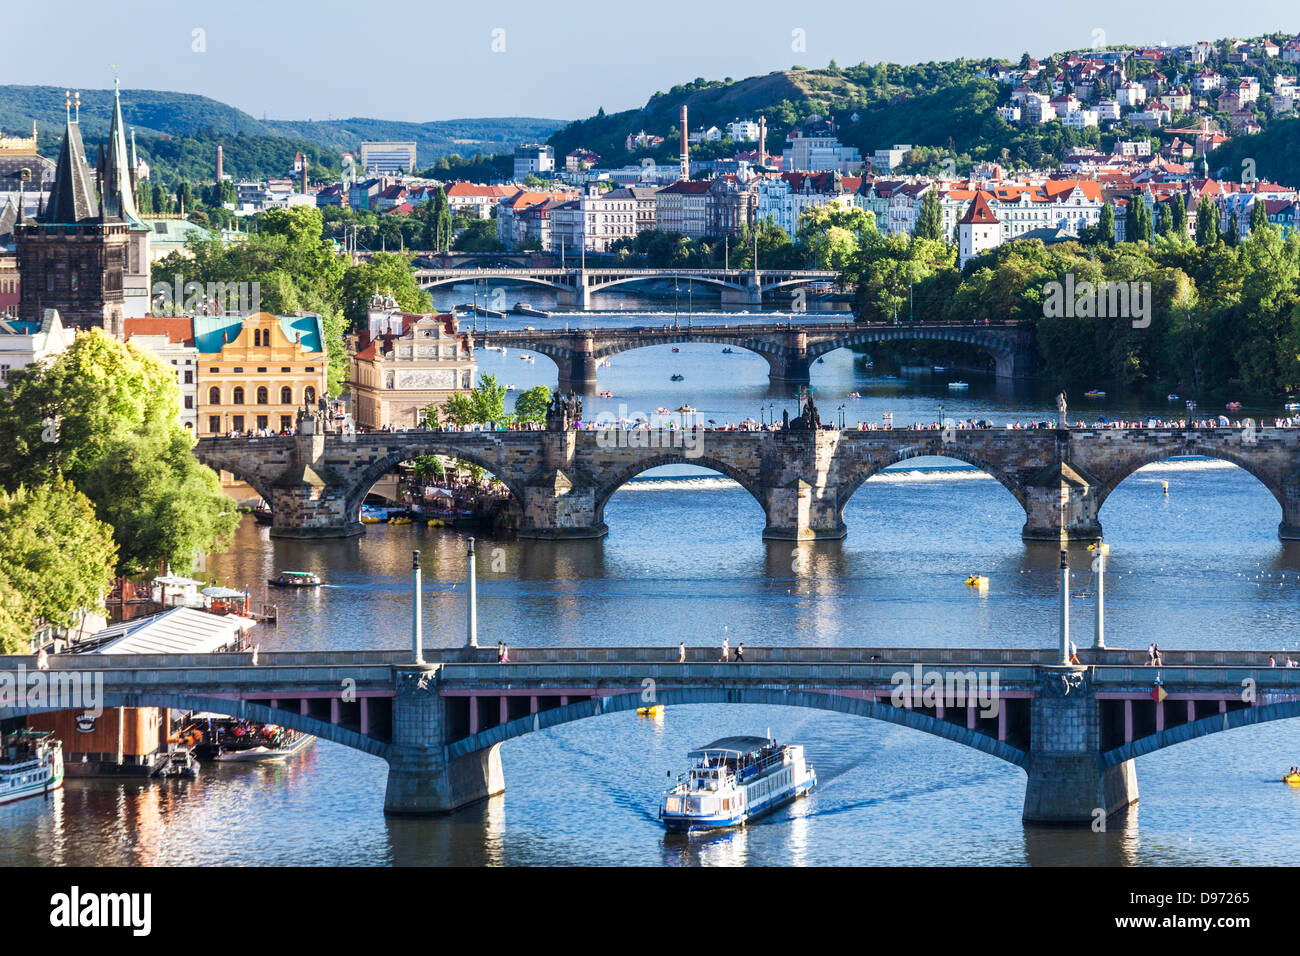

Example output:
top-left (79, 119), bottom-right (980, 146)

top-left (208, 386), bottom-right (221, 405)
top-left (280, 415), bottom-right (292, 431)
top-left (210, 367), bottom-right (219, 373)
top-left (233, 367), bottom-right (243, 373)
top-left (184, 370), bottom-right (193, 384)
top-left (232, 415), bottom-right (244, 432)
top-left (209, 416), bottom-right (220, 433)
top-left (305, 367), bottom-right (316, 373)
top-left (184, 396), bottom-right (193, 409)
top-left (232, 386), bottom-right (245, 405)
top-left (256, 386), bottom-right (269, 405)
top-left (280, 367), bottom-right (291, 373)
top-left (256, 415), bottom-right (268, 430)
top-left (280, 386), bottom-right (292, 404)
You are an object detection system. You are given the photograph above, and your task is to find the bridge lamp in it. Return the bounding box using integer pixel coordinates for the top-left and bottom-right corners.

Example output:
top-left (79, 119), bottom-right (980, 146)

top-left (466, 537), bottom-right (478, 649)
top-left (412, 550), bottom-right (424, 665)
top-left (1059, 549), bottom-right (1071, 666)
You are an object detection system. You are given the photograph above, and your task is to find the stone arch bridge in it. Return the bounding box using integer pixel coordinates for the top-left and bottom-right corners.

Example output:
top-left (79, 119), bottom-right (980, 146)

top-left (8, 646), bottom-right (1300, 825)
top-left (479, 320), bottom-right (1035, 390)
top-left (193, 426), bottom-right (1300, 542)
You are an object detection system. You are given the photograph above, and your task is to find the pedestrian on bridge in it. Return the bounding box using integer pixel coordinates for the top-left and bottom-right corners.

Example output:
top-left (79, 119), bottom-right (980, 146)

top-left (678, 642), bottom-right (686, 663)
top-left (734, 643), bottom-right (744, 663)
top-left (721, 637), bottom-right (730, 662)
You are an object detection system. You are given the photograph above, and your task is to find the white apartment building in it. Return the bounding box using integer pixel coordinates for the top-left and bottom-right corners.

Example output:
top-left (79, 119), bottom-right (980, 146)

top-left (728, 119), bottom-right (760, 141)
top-left (1097, 99), bottom-right (1121, 122)
top-left (782, 130), bottom-right (862, 173)
top-left (1117, 83), bottom-right (1147, 108)
top-left (755, 174), bottom-right (858, 237)
top-left (872, 144), bottom-right (913, 173)
top-left (550, 187), bottom-right (649, 253)
top-left (513, 144), bottom-right (555, 180)
top-left (0, 309), bottom-right (73, 387)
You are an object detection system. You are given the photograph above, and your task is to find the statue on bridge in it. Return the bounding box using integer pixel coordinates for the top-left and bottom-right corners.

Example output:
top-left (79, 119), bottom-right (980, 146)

top-left (546, 391), bottom-right (583, 431)
top-left (785, 390), bottom-right (822, 431)
top-left (1056, 391), bottom-right (1068, 429)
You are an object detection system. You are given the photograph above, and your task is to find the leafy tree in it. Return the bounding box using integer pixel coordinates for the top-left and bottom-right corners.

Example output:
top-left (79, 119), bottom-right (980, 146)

top-left (513, 385), bottom-right (551, 426)
top-left (339, 252), bottom-right (432, 329)
top-left (0, 478), bottom-right (117, 644)
top-left (442, 374), bottom-right (510, 426)
top-left (1196, 196), bottom-right (1221, 246)
top-left (915, 190), bottom-right (945, 241)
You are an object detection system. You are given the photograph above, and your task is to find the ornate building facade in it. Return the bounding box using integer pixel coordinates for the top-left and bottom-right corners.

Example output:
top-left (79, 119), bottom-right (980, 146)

top-left (349, 294), bottom-right (475, 430)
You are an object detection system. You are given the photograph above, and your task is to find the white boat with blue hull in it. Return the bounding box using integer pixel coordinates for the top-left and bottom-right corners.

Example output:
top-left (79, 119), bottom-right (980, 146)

top-left (0, 731), bottom-right (64, 805)
top-left (660, 735), bottom-right (815, 832)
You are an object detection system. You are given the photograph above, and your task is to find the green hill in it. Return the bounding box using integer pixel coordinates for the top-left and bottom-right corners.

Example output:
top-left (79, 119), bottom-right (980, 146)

top-left (0, 85), bottom-right (564, 182)
top-left (1208, 116), bottom-right (1300, 185)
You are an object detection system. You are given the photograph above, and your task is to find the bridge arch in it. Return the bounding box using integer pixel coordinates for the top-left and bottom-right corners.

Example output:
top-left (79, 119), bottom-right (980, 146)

top-left (587, 274), bottom-right (746, 297)
top-left (804, 327), bottom-right (1018, 376)
top-left (446, 685), bottom-right (1026, 767)
top-left (343, 441), bottom-right (525, 523)
top-left (8, 692), bottom-right (389, 759)
top-left (191, 444), bottom-right (276, 506)
top-left (417, 274), bottom-right (570, 294)
top-left (835, 442), bottom-right (1029, 521)
top-left (592, 452), bottom-right (766, 527)
top-left (1092, 445), bottom-right (1286, 513)
top-left (1103, 696), bottom-right (1300, 767)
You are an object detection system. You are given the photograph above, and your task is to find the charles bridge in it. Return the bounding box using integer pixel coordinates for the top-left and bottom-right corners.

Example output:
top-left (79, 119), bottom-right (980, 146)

top-left (5, 645), bottom-right (1297, 824)
top-left (193, 423), bottom-right (1300, 542)
top-left (477, 319), bottom-right (1036, 390)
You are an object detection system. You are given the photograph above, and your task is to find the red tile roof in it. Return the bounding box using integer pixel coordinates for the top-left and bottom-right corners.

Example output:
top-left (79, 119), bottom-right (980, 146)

top-left (124, 316), bottom-right (195, 345)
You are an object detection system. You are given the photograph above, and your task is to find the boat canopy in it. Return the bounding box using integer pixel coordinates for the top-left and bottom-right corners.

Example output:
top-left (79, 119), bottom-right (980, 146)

top-left (278, 571), bottom-right (315, 579)
top-left (688, 736), bottom-right (771, 759)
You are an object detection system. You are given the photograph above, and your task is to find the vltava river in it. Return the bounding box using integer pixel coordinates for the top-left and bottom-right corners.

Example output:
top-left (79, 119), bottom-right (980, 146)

top-left (6, 312), bottom-right (1300, 866)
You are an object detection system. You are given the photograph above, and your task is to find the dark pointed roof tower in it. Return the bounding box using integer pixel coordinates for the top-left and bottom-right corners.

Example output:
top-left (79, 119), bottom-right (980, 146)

top-left (101, 76), bottom-right (142, 225)
top-left (42, 92), bottom-right (97, 224)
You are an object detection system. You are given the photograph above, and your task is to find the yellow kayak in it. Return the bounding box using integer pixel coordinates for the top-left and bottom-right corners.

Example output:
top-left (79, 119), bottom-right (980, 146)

top-left (636, 705), bottom-right (664, 717)
top-left (388, 516), bottom-right (411, 525)
top-left (965, 575), bottom-right (989, 588)
top-left (1283, 772), bottom-right (1300, 785)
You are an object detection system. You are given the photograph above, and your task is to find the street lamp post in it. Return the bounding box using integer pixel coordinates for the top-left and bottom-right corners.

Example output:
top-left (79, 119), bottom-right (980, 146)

top-left (1059, 549), bottom-right (1071, 665)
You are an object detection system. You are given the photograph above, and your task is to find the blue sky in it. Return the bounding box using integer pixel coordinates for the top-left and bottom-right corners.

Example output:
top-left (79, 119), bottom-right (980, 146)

top-left (3, 0), bottom-right (1295, 122)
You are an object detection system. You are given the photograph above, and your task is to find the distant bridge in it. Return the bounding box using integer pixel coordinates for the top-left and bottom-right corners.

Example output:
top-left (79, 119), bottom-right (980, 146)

top-left (8, 645), bottom-right (1300, 824)
top-left (476, 319), bottom-right (1034, 389)
top-left (193, 426), bottom-right (1300, 542)
top-left (412, 266), bottom-right (840, 310)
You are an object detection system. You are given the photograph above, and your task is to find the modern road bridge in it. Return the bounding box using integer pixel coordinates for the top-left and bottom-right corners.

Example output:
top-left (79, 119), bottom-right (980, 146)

top-left (4, 646), bottom-right (1295, 824)
top-left (413, 266), bottom-right (839, 310)
top-left (193, 425), bottom-right (1300, 542)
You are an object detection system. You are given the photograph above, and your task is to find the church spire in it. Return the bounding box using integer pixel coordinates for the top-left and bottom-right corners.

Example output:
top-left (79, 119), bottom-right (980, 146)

top-left (101, 71), bottom-right (141, 225)
top-left (42, 98), bottom-right (97, 224)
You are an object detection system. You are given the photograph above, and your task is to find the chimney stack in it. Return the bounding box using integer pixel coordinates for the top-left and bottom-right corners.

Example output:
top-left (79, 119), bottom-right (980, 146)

top-left (301, 160), bottom-right (308, 195)
top-left (758, 116), bottom-right (767, 168)
top-left (216, 144), bottom-right (223, 184)
top-left (680, 104), bottom-right (689, 181)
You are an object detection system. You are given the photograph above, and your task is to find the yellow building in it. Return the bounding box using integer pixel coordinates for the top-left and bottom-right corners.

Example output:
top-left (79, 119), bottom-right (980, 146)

top-left (349, 296), bottom-right (475, 430)
top-left (195, 312), bottom-right (329, 437)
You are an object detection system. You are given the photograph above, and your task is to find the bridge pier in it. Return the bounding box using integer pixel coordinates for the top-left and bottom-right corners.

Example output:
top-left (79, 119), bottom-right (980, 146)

top-left (517, 432), bottom-right (607, 539)
top-left (385, 668), bottom-right (505, 814)
top-left (720, 279), bottom-right (762, 307)
top-left (269, 429), bottom-right (362, 538)
top-left (766, 331), bottom-right (813, 387)
top-left (1280, 481), bottom-right (1300, 539)
top-left (1021, 668), bottom-right (1138, 825)
top-left (557, 339), bottom-right (599, 394)
top-left (761, 431), bottom-right (848, 540)
top-left (1020, 459), bottom-right (1103, 543)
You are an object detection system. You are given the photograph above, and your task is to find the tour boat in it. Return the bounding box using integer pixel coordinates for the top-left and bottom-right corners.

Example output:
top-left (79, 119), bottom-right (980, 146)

top-left (677, 405), bottom-right (696, 414)
top-left (0, 732), bottom-right (63, 805)
top-left (660, 735), bottom-right (815, 832)
top-left (1084, 389), bottom-right (1106, 398)
top-left (947, 381), bottom-right (969, 390)
top-left (267, 570), bottom-right (321, 588)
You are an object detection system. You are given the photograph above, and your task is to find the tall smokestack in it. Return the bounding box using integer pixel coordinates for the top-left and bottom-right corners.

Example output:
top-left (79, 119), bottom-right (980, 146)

top-left (758, 116), bottom-right (767, 168)
top-left (301, 160), bottom-right (308, 195)
top-left (216, 144), bottom-right (223, 183)
top-left (680, 104), bottom-right (689, 181)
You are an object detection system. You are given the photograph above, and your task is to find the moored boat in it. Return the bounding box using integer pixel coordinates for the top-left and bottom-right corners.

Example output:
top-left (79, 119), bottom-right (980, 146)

top-left (947, 381), bottom-right (969, 390)
top-left (1084, 389), bottom-right (1106, 398)
top-left (0, 731), bottom-right (63, 805)
top-left (186, 716), bottom-right (315, 763)
top-left (660, 735), bottom-right (815, 832)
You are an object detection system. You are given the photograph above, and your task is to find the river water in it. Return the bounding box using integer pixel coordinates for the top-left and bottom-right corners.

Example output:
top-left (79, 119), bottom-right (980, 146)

top-left (9, 307), bottom-right (1300, 867)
